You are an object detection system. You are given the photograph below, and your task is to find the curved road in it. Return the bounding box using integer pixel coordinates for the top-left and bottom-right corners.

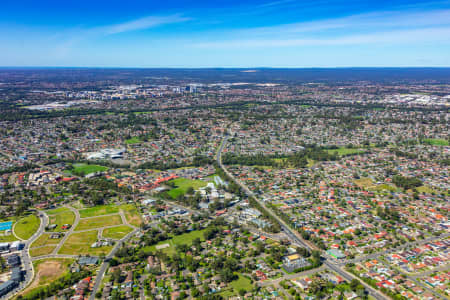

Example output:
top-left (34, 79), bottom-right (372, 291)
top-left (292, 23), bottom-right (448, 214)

top-left (7, 210), bottom-right (49, 299)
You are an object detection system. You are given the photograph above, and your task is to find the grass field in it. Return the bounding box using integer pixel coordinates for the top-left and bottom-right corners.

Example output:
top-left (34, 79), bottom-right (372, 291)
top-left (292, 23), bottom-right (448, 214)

top-left (47, 208), bottom-right (75, 231)
top-left (30, 245), bottom-right (56, 257)
top-left (121, 204), bottom-right (142, 227)
top-left (144, 229), bottom-right (206, 255)
top-left (14, 214), bottom-right (40, 240)
top-left (230, 274), bottom-right (253, 293)
top-left (31, 233), bottom-right (62, 248)
top-left (125, 137), bottom-right (142, 144)
top-left (70, 163), bottom-right (108, 175)
top-left (0, 234), bottom-right (17, 243)
top-left (102, 225), bottom-right (133, 239)
top-left (79, 204), bottom-right (120, 218)
top-left (46, 207), bottom-right (70, 215)
top-left (167, 177), bottom-right (209, 199)
top-left (423, 138), bottom-right (449, 146)
top-left (75, 215), bottom-right (122, 231)
top-left (59, 230), bottom-right (113, 255)
top-left (327, 147), bottom-right (366, 156)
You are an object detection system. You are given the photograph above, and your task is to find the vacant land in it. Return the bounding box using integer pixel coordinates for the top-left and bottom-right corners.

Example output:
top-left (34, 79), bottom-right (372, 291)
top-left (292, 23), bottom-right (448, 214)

top-left (121, 204), bottom-right (142, 227)
top-left (59, 230), bottom-right (113, 255)
top-left (75, 215), bottom-right (122, 231)
top-left (14, 214), bottom-right (40, 240)
top-left (79, 204), bottom-right (120, 218)
top-left (423, 138), bottom-right (449, 146)
top-left (47, 208), bottom-right (75, 231)
top-left (21, 258), bottom-right (74, 297)
top-left (167, 177), bottom-right (209, 199)
top-left (30, 245), bottom-right (56, 257)
top-left (31, 233), bottom-right (62, 248)
top-left (102, 225), bottom-right (133, 239)
top-left (230, 274), bottom-right (253, 293)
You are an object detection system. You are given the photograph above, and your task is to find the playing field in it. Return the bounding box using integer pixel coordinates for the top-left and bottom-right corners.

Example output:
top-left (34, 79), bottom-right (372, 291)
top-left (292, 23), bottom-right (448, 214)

top-left (327, 147), bottom-right (366, 156)
top-left (167, 177), bottom-right (209, 199)
top-left (423, 138), bottom-right (449, 146)
top-left (58, 230), bottom-right (113, 255)
top-left (70, 163), bottom-right (108, 175)
top-left (125, 137), bottom-right (142, 144)
top-left (14, 214), bottom-right (40, 240)
top-left (102, 225), bottom-right (133, 240)
top-left (75, 215), bottom-right (122, 231)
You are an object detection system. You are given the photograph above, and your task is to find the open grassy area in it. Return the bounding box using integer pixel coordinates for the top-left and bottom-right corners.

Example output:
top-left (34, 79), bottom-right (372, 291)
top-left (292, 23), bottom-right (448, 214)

top-left (327, 147), bottom-right (366, 156)
top-left (31, 233), bottom-right (62, 248)
top-left (14, 214), bottom-right (40, 240)
top-left (144, 229), bottom-right (206, 255)
top-left (69, 163), bottom-right (108, 175)
top-left (102, 225), bottom-right (133, 239)
top-left (167, 177), bottom-right (209, 199)
top-left (30, 245), bottom-right (56, 257)
top-left (121, 204), bottom-right (142, 227)
top-left (229, 274), bottom-right (253, 293)
top-left (75, 215), bottom-right (122, 231)
top-left (125, 137), bottom-right (142, 144)
top-left (46, 207), bottom-right (70, 215)
top-left (354, 177), bottom-right (376, 189)
top-left (59, 230), bottom-right (113, 255)
top-left (0, 234), bottom-right (17, 243)
top-left (47, 208), bottom-right (75, 231)
top-left (79, 204), bottom-right (120, 218)
top-left (423, 138), bottom-right (449, 146)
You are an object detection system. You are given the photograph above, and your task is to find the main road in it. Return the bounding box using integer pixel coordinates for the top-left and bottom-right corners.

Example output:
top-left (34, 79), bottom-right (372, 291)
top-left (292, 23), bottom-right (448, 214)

top-left (217, 131), bottom-right (389, 300)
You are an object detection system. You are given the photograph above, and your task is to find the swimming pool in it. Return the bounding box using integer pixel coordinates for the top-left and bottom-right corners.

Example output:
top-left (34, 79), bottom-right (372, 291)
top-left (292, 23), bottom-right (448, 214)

top-left (0, 221), bottom-right (13, 231)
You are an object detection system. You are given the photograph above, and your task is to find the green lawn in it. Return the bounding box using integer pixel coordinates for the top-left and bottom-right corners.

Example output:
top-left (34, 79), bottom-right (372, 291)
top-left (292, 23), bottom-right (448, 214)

top-left (167, 177), bottom-right (209, 199)
top-left (125, 137), bottom-right (142, 144)
top-left (143, 229), bottom-right (206, 255)
top-left (229, 274), bottom-right (253, 293)
top-left (327, 147), bottom-right (366, 156)
top-left (79, 204), bottom-right (120, 218)
top-left (423, 138), bottom-right (449, 146)
top-left (0, 234), bottom-right (17, 243)
top-left (58, 230), bottom-right (113, 256)
top-left (69, 163), bottom-right (108, 176)
top-left (31, 233), bottom-right (62, 248)
top-left (46, 207), bottom-right (70, 215)
top-left (47, 208), bottom-right (75, 231)
top-left (102, 225), bottom-right (133, 239)
top-left (30, 245), bottom-right (56, 257)
top-left (75, 215), bottom-right (122, 231)
top-left (14, 214), bottom-right (40, 240)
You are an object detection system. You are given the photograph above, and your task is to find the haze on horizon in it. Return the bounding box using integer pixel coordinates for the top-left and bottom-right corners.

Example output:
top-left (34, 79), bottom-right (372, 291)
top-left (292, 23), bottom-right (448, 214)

top-left (1, 0), bottom-right (450, 68)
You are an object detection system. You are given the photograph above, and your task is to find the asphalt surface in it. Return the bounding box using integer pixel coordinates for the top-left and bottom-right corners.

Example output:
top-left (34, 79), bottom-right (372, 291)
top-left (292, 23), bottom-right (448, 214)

top-left (6, 210), bottom-right (49, 300)
top-left (217, 132), bottom-right (389, 300)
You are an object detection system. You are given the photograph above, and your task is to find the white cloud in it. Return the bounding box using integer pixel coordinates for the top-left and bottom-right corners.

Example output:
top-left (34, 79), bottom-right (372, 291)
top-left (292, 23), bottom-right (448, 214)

top-left (100, 14), bottom-right (191, 35)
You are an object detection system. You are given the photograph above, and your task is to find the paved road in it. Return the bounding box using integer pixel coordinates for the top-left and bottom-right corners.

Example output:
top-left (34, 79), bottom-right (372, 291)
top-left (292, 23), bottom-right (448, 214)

top-left (258, 265), bottom-right (326, 287)
top-left (89, 209), bottom-right (140, 300)
top-left (7, 210), bottom-right (49, 300)
top-left (217, 132), bottom-right (389, 300)
top-left (52, 205), bottom-right (80, 255)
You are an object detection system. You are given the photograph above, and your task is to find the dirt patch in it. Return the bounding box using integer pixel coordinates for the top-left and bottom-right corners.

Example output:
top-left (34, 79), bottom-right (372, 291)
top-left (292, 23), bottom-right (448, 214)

top-left (21, 260), bottom-right (67, 296)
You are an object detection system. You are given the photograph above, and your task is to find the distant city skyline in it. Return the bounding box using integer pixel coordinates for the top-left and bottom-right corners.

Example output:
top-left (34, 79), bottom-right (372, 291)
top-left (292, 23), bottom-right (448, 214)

top-left (1, 0), bottom-right (450, 67)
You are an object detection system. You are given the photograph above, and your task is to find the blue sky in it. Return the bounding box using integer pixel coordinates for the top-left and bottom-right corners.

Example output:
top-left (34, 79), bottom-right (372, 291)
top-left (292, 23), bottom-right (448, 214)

top-left (1, 0), bottom-right (450, 67)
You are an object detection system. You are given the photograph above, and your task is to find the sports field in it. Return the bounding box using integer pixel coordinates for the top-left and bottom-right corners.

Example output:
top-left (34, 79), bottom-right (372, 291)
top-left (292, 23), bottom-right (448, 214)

top-left (167, 177), bottom-right (209, 199)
